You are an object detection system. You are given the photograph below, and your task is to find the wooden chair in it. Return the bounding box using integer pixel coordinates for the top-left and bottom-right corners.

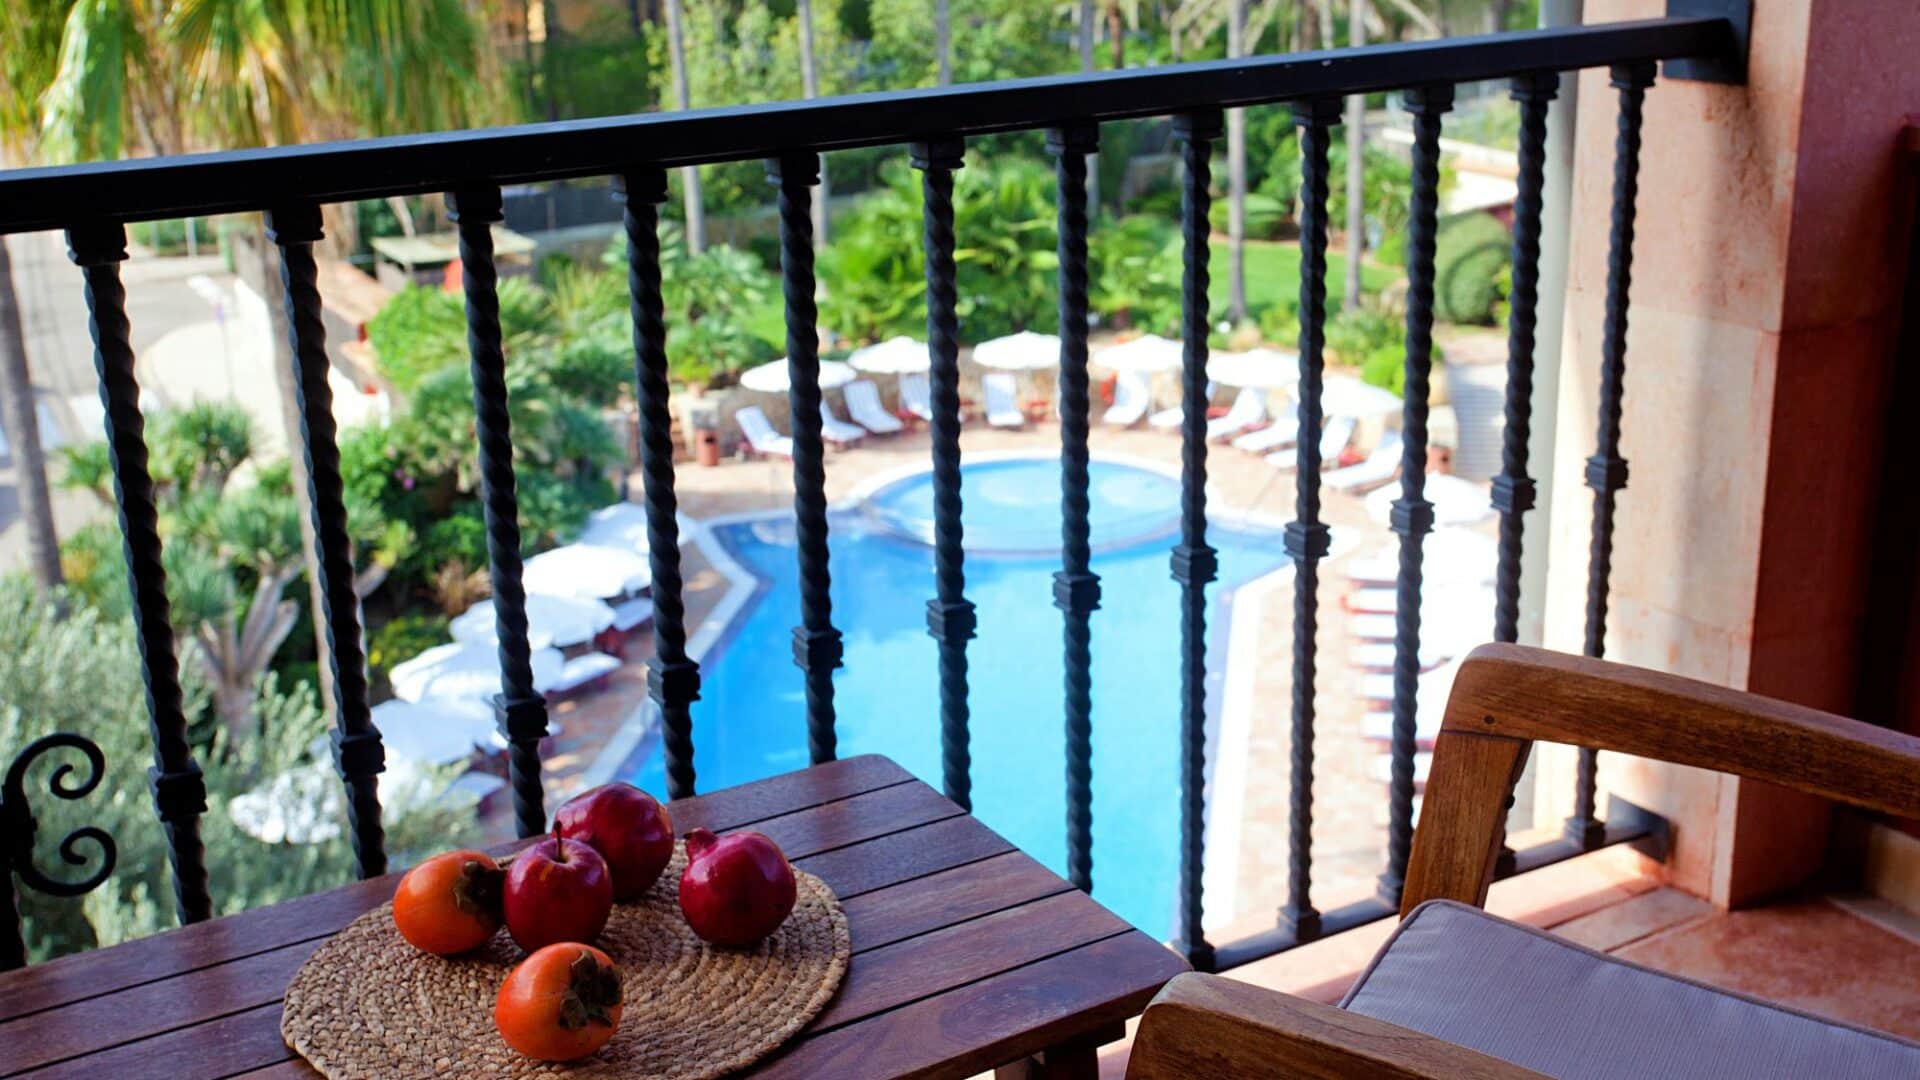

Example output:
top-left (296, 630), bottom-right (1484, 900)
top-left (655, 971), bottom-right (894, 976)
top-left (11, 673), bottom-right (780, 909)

top-left (1128, 643), bottom-right (1920, 1080)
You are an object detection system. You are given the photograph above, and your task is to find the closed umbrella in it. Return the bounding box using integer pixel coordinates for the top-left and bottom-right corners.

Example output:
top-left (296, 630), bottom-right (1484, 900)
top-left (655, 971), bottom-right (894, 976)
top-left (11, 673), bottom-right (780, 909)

top-left (389, 641), bottom-right (565, 703)
top-left (450, 592), bottom-right (615, 651)
top-left (1093, 334), bottom-right (1182, 374)
top-left (848, 336), bottom-right (929, 375)
top-left (523, 543), bottom-right (652, 601)
top-left (738, 358), bottom-right (857, 393)
top-left (970, 331), bottom-right (1060, 371)
top-left (1207, 347), bottom-right (1301, 391)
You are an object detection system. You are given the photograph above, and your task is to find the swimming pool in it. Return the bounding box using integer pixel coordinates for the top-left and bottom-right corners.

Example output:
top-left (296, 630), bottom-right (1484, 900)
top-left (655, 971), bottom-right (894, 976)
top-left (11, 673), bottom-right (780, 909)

top-left (621, 455), bottom-right (1292, 937)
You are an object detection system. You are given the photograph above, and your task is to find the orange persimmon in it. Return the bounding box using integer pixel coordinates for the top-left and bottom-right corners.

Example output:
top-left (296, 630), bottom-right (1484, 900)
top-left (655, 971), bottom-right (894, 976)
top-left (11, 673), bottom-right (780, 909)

top-left (494, 943), bottom-right (625, 1061)
top-left (391, 850), bottom-right (504, 955)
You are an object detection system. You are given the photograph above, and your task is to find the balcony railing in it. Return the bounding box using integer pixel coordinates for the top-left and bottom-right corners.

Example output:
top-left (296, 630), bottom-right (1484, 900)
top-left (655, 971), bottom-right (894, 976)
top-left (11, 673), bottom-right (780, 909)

top-left (0, 14), bottom-right (1744, 974)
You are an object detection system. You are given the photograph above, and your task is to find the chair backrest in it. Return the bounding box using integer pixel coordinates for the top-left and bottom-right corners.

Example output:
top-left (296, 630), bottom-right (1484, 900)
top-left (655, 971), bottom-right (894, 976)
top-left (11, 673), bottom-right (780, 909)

top-left (845, 380), bottom-right (884, 415)
top-left (1114, 370), bottom-right (1150, 408)
top-left (735, 405), bottom-right (777, 444)
top-left (899, 372), bottom-right (931, 410)
top-left (1320, 415), bottom-right (1357, 459)
top-left (983, 372), bottom-right (1018, 409)
top-left (1228, 387), bottom-right (1266, 421)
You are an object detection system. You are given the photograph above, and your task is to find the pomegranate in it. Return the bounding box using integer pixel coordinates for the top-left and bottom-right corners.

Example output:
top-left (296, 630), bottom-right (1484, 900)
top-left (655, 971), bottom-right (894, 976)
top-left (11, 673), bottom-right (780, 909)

top-left (677, 828), bottom-right (797, 946)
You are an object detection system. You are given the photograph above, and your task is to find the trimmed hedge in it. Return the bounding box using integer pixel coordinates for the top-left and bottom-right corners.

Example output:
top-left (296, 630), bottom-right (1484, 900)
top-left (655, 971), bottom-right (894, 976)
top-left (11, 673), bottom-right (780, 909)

top-left (1433, 212), bottom-right (1512, 325)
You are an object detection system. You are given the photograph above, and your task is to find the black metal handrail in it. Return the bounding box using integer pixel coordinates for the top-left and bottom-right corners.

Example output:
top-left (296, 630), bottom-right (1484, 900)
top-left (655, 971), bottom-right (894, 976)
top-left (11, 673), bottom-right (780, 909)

top-left (0, 19), bottom-right (1727, 234)
top-left (2, 13), bottom-right (1740, 973)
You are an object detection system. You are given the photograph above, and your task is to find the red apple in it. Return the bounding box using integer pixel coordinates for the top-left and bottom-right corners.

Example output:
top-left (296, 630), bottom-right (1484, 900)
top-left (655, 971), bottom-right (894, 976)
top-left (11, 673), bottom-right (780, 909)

top-left (553, 783), bottom-right (675, 901)
top-left (677, 828), bottom-right (797, 946)
top-left (504, 824), bottom-right (613, 952)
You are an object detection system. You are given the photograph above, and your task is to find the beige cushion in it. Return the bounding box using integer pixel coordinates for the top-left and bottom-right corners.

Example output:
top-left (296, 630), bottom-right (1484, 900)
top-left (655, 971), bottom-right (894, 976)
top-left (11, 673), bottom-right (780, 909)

top-left (1341, 900), bottom-right (1920, 1079)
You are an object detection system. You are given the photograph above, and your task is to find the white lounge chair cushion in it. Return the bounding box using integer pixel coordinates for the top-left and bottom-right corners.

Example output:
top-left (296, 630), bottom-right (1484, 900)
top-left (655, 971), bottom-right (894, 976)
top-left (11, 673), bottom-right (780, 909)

top-left (899, 373), bottom-right (936, 421)
top-left (845, 380), bottom-right (905, 434)
top-left (1344, 900), bottom-right (1920, 1080)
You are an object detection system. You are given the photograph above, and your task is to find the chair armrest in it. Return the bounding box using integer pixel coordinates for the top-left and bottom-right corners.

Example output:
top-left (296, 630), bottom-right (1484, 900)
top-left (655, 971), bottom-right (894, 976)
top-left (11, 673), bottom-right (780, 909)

top-left (1403, 643), bottom-right (1920, 912)
top-left (1125, 973), bottom-right (1547, 1080)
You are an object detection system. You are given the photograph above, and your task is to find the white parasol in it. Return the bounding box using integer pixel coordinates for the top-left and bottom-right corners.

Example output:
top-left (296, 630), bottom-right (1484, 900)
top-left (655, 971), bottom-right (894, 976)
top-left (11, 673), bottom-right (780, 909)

top-left (1093, 334), bottom-right (1183, 374)
top-left (370, 696), bottom-right (504, 765)
top-left (576, 501), bottom-right (651, 554)
top-left (970, 331), bottom-right (1061, 371)
top-left (738, 358), bottom-right (857, 393)
top-left (523, 542), bottom-right (652, 601)
top-left (388, 641), bottom-right (565, 703)
top-left (848, 336), bottom-right (930, 375)
top-left (1320, 373), bottom-right (1404, 418)
top-left (1207, 347), bottom-right (1302, 391)
top-left (449, 592), bottom-right (615, 651)
top-left (1366, 473), bottom-right (1493, 528)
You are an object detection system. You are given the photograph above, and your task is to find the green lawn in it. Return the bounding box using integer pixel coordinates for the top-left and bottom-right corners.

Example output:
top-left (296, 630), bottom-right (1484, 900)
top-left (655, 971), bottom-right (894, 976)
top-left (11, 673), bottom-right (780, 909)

top-left (1213, 238), bottom-right (1399, 316)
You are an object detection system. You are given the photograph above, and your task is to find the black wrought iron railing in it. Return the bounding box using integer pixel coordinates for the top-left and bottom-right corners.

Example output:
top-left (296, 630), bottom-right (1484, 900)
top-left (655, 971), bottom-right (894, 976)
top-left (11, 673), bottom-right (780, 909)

top-left (1, 14), bottom-right (1745, 974)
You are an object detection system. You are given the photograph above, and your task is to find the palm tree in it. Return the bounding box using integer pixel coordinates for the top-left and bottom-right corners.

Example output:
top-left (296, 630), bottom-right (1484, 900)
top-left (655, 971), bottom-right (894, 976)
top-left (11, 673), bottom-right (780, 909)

top-left (936, 0), bottom-right (952, 85)
top-left (0, 0), bottom-right (73, 592)
top-left (1345, 0), bottom-right (1367, 310)
top-left (23, 0), bottom-right (498, 731)
top-left (0, 240), bottom-right (62, 589)
top-left (798, 0), bottom-right (828, 247)
top-left (1225, 0), bottom-right (1247, 322)
top-left (663, 0), bottom-right (705, 254)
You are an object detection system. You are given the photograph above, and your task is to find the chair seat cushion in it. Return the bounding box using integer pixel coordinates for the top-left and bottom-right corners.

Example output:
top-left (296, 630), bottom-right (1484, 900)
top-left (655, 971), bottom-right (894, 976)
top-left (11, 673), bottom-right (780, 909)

top-left (1341, 900), bottom-right (1920, 1080)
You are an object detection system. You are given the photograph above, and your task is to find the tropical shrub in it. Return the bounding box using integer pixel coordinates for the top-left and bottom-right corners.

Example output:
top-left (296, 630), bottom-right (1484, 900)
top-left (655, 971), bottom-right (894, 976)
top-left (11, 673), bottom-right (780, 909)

top-left (1, 584), bottom-right (476, 963)
top-left (1090, 216), bottom-right (1183, 336)
top-left (367, 612), bottom-right (450, 683)
top-left (1326, 307), bottom-right (1410, 396)
top-left (1433, 211), bottom-right (1512, 325)
top-left (603, 231), bottom-right (779, 386)
top-left (820, 156), bottom-right (1061, 344)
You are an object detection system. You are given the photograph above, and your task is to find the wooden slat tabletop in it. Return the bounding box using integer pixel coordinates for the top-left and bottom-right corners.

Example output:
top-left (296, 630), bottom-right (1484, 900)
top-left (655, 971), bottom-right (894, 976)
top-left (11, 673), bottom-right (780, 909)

top-left (0, 755), bottom-right (1186, 1079)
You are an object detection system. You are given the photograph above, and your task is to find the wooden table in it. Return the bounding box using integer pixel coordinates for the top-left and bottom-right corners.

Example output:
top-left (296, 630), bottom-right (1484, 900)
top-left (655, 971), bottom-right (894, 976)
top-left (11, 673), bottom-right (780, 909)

top-left (0, 755), bottom-right (1187, 1078)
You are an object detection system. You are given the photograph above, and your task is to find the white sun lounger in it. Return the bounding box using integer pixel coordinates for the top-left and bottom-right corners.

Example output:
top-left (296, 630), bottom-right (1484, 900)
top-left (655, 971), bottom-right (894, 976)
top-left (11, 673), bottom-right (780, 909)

top-left (1347, 587), bottom-right (1398, 613)
top-left (1105, 371), bottom-right (1152, 427)
top-left (547, 652), bottom-right (622, 700)
top-left (983, 373), bottom-right (1026, 428)
top-left (1362, 710), bottom-right (1443, 746)
top-left (1207, 387), bottom-right (1267, 441)
top-left (1233, 414), bottom-right (1300, 453)
top-left (1266, 415), bottom-right (1357, 470)
top-left (899, 372), bottom-right (935, 422)
top-left (1148, 381), bottom-right (1219, 430)
top-left (819, 401), bottom-right (867, 446)
top-left (844, 380), bottom-right (904, 435)
top-left (735, 405), bottom-right (794, 458)
top-left (1324, 430), bottom-right (1405, 493)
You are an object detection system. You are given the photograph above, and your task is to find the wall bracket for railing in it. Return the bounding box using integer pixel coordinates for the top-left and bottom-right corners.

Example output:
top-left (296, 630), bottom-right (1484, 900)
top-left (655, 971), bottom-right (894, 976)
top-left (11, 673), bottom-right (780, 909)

top-left (1664, 0), bottom-right (1749, 84)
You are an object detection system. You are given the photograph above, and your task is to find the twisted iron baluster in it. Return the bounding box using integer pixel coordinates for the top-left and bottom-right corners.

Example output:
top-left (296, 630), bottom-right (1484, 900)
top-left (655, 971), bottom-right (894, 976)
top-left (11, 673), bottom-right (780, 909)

top-left (1049, 123), bottom-right (1101, 895)
top-left (1378, 85), bottom-right (1453, 907)
top-left (616, 169), bottom-right (702, 801)
top-left (1491, 75), bottom-right (1558, 645)
top-left (3, 734), bottom-right (118, 970)
top-left (1280, 98), bottom-right (1342, 942)
top-left (448, 187), bottom-right (551, 838)
top-left (912, 138), bottom-right (978, 811)
top-left (65, 224), bottom-right (211, 928)
top-left (768, 152), bottom-right (843, 764)
top-left (1172, 110), bottom-right (1222, 972)
top-left (266, 205), bottom-right (386, 877)
top-left (1488, 75), bottom-right (1558, 878)
top-left (1570, 61), bottom-right (1655, 848)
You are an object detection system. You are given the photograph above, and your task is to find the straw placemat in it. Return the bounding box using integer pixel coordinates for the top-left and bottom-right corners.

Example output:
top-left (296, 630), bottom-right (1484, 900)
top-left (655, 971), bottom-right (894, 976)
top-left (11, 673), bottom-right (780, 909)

top-left (282, 844), bottom-right (848, 1078)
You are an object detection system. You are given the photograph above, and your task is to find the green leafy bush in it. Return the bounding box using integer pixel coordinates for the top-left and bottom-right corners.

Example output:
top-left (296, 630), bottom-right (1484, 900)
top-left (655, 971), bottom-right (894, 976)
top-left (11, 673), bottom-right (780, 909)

top-left (367, 612), bottom-right (450, 681)
top-left (1433, 212), bottom-right (1512, 325)
top-left (1, 584), bottom-right (476, 963)
top-left (819, 157), bottom-right (1061, 344)
top-left (1258, 292), bottom-right (1302, 347)
top-left (1326, 307), bottom-right (1411, 397)
top-left (1090, 216), bottom-right (1182, 336)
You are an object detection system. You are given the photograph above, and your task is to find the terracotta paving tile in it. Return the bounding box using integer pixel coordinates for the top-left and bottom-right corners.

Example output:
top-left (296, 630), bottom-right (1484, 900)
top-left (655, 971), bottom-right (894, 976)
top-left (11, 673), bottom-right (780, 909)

top-left (1551, 886), bottom-right (1715, 951)
top-left (1613, 897), bottom-right (1920, 1041)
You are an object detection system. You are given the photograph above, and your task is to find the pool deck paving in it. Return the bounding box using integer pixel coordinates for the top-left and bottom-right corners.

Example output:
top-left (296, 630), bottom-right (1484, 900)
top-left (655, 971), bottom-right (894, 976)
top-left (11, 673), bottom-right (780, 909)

top-left (485, 418), bottom-right (1495, 941)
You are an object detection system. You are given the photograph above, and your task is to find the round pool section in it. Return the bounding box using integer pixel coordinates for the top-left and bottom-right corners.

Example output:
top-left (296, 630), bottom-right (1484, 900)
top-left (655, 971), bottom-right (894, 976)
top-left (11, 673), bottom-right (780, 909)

top-left (623, 455), bottom-right (1293, 939)
top-left (862, 457), bottom-right (1182, 553)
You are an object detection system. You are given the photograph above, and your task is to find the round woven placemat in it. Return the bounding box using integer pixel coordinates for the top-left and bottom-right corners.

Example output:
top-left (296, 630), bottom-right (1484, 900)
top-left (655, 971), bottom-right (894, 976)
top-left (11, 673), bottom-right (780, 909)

top-left (282, 844), bottom-right (848, 1078)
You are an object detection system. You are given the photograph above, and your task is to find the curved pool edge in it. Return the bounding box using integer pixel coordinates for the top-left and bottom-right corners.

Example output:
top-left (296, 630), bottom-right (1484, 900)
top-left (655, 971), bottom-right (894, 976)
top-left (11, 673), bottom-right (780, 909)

top-left (587, 452), bottom-right (1315, 934)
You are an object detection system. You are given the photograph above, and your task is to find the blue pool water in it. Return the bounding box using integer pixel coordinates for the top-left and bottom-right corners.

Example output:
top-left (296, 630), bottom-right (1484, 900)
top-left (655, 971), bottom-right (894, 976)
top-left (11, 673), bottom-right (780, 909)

top-left (623, 457), bottom-right (1291, 937)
